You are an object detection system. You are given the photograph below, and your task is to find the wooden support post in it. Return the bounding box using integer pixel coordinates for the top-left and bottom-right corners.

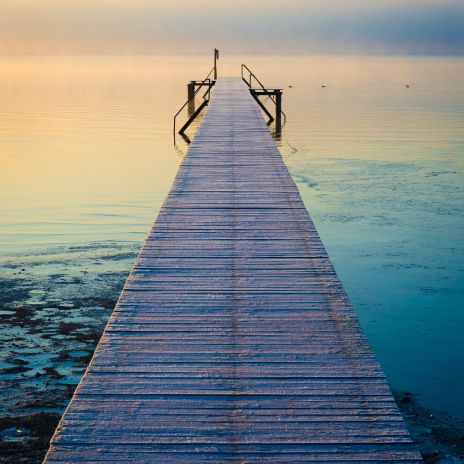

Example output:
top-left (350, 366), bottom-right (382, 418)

top-left (275, 90), bottom-right (282, 128)
top-left (187, 81), bottom-right (195, 116)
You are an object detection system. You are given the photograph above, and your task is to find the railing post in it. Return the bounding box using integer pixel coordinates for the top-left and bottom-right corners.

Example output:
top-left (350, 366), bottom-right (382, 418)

top-left (275, 90), bottom-right (282, 128)
top-left (187, 81), bottom-right (195, 116)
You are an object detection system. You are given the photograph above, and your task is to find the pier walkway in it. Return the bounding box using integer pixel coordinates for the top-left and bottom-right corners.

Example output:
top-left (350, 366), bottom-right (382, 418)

top-left (46, 78), bottom-right (422, 463)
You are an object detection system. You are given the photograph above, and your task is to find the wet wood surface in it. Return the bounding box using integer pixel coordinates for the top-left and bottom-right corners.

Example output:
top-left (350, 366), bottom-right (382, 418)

top-left (45, 78), bottom-right (422, 463)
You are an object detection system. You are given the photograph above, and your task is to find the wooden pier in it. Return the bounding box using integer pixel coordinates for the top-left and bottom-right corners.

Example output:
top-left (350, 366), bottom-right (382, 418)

top-left (45, 78), bottom-right (422, 463)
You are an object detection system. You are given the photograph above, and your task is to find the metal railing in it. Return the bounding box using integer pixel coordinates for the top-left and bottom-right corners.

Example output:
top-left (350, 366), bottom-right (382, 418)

top-left (241, 64), bottom-right (287, 123)
top-left (173, 66), bottom-right (216, 136)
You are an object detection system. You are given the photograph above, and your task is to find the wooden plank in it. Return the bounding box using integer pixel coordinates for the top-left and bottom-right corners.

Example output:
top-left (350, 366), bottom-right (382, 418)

top-left (45, 78), bottom-right (422, 463)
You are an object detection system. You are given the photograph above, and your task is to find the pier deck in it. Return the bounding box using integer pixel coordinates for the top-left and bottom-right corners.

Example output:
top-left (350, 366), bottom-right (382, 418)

top-left (46, 77), bottom-right (422, 463)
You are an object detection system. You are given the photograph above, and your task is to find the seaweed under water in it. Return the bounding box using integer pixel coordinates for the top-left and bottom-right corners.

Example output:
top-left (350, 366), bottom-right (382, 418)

top-left (0, 242), bottom-right (139, 463)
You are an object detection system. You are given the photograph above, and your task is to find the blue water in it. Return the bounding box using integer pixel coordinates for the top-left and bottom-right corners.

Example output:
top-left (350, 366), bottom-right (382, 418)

top-left (273, 57), bottom-right (464, 418)
top-left (0, 55), bottom-right (463, 426)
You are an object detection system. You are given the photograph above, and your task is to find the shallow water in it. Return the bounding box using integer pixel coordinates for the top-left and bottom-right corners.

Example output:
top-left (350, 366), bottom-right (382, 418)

top-left (0, 55), bottom-right (463, 454)
top-left (269, 56), bottom-right (464, 419)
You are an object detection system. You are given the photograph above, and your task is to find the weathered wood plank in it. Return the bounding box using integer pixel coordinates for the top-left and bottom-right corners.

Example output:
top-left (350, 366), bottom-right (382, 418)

top-left (44, 77), bottom-right (422, 463)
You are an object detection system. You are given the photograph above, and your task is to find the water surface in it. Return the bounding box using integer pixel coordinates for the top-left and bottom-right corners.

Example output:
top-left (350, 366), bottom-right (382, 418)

top-left (0, 55), bottom-right (463, 457)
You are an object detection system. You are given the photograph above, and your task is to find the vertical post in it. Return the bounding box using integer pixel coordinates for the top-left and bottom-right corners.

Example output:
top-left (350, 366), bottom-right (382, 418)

top-left (275, 90), bottom-right (282, 128)
top-left (214, 48), bottom-right (219, 80)
top-left (187, 81), bottom-right (195, 116)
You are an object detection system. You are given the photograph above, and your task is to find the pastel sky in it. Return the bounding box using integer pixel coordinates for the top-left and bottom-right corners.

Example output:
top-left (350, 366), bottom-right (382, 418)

top-left (1, 0), bottom-right (463, 55)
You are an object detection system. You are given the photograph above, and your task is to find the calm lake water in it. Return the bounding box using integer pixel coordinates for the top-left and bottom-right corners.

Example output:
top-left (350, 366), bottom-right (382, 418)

top-left (1, 55), bottom-right (463, 430)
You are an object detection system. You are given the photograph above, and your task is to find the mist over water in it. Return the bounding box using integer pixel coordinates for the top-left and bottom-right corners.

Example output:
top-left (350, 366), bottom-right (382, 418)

top-left (0, 55), bottom-right (463, 442)
top-left (2, 0), bottom-right (463, 54)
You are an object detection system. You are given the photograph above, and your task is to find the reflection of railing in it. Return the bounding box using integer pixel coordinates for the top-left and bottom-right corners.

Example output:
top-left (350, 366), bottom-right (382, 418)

top-left (173, 67), bottom-right (215, 137)
top-left (241, 64), bottom-right (286, 124)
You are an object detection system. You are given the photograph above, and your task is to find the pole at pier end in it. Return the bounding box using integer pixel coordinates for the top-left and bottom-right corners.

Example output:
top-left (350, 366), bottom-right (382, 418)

top-left (214, 48), bottom-right (219, 80)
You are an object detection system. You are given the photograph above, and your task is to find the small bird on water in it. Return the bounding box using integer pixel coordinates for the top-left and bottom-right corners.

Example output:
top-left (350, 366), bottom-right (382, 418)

top-left (321, 84), bottom-right (326, 88)
top-left (406, 84), bottom-right (411, 88)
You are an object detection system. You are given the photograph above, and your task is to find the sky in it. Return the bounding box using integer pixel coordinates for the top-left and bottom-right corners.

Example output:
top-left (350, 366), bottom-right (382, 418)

top-left (0, 0), bottom-right (463, 55)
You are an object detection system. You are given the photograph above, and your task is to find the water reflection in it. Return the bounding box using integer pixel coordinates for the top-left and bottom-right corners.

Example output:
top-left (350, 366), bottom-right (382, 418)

top-left (0, 55), bottom-right (463, 435)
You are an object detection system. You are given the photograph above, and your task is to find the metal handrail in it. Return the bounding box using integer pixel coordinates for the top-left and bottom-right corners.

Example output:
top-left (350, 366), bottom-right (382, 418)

top-left (241, 64), bottom-right (287, 123)
top-left (173, 66), bottom-right (215, 135)
top-left (241, 64), bottom-right (267, 92)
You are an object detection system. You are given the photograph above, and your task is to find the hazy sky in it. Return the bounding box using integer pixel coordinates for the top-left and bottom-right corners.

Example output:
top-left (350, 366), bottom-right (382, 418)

top-left (1, 0), bottom-right (463, 55)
